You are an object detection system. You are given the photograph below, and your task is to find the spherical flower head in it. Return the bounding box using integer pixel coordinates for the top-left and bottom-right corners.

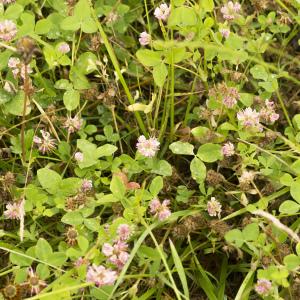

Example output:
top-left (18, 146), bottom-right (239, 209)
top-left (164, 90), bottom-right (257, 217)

top-left (259, 100), bottom-right (279, 124)
top-left (149, 198), bottom-right (171, 221)
top-left (74, 151), bottom-right (84, 162)
top-left (237, 107), bottom-right (262, 132)
top-left (81, 179), bottom-right (92, 193)
top-left (63, 116), bottom-right (83, 133)
top-left (154, 3), bottom-right (171, 21)
top-left (8, 57), bottom-right (20, 69)
top-left (4, 201), bottom-right (22, 219)
top-left (27, 267), bottom-right (47, 295)
top-left (0, 20), bottom-right (17, 41)
top-left (220, 28), bottom-right (230, 38)
top-left (220, 1), bottom-right (241, 20)
top-left (86, 264), bottom-right (117, 287)
top-left (58, 42), bottom-right (70, 54)
top-left (136, 135), bottom-right (160, 157)
top-left (139, 31), bottom-right (151, 46)
top-left (34, 130), bottom-right (57, 154)
top-left (223, 95), bottom-right (237, 108)
top-left (222, 142), bottom-right (235, 157)
top-left (1, 0), bottom-right (16, 4)
top-left (255, 279), bottom-right (272, 296)
top-left (239, 170), bottom-right (255, 185)
top-left (207, 197), bottom-right (222, 218)
top-left (117, 224), bottom-right (131, 241)
top-left (102, 243), bottom-right (114, 257)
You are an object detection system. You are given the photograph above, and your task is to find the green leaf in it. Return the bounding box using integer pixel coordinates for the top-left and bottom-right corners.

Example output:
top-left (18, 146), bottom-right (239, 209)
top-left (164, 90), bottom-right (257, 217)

top-left (151, 160), bottom-right (172, 176)
top-left (169, 141), bottom-right (194, 155)
top-left (4, 3), bottom-right (23, 19)
top-left (191, 126), bottom-right (210, 137)
top-left (4, 91), bottom-right (31, 116)
top-left (279, 200), bottom-right (300, 214)
top-left (197, 143), bottom-right (222, 162)
top-left (149, 176), bottom-right (163, 196)
top-left (199, 0), bottom-right (214, 12)
top-left (242, 223), bottom-right (259, 241)
top-left (77, 236), bottom-right (89, 253)
top-left (250, 64), bottom-right (269, 81)
top-left (63, 89), bottom-right (80, 111)
top-left (84, 218), bottom-right (100, 231)
top-left (225, 229), bottom-right (244, 247)
top-left (280, 173), bottom-right (294, 186)
top-left (153, 63), bottom-right (168, 87)
top-left (239, 93), bottom-right (253, 107)
top-left (110, 176), bottom-right (126, 199)
top-left (169, 239), bottom-right (190, 299)
top-left (47, 252), bottom-right (67, 267)
top-left (136, 49), bottom-right (162, 67)
top-left (35, 19), bottom-right (52, 34)
top-left (60, 16), bottom-right (81, 31)
top-left (59, 178), bottom-right (82, 196)
top-left (190, 157), bottom-right (206, 184)
top-left (35, 238), bottom-right (53, 260)
top-left (61, 211), bottom-right (84, 226)
top-left (283, 254), bottom-right (300, 271)
top-left (10, 250), bottom-right (33, 267)
top-left (168, 7), bottom-right (197, 26)
top-left (0, 89), bottom-right (12, 105)
top-left (37, 168), bottom-right (62, 195)
top-left (290, 180), bottom-right (300, 204)
top-left (95, 144), bottom-right (118, 157)
top-left (76, 52), bottom-right (98, 75)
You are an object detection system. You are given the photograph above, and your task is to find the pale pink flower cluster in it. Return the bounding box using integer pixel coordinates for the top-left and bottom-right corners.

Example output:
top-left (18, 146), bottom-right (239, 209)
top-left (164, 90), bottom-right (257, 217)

top-left (154, 3), bottom-right (171, 21)
top-left (139, 31), bottom-right (151, 46)
top-left (0, 20), bottom-right (17, 41)
top-left (81, 179), bottom-right (93, 193)
top-left (74, 151), bottom-right (84, 162)
top-left (136, 135), bottom-right (160, 157)
top-left (4, 201), bottom-right (22, 219)
top-left (0, 0), bottom-right (16, 4)
top-left (254, 279), bottom-right (272, 296)
top-left (239, 170), bottom-right (255, 185)
top-left (149, 198), bottom-right (171, 221)
top-left (223, 86), bottom-right (240, 108)
top-left (220, 1), bottom-right (241, 20)
top-left (237, 107), bottom-right (262, 132)
top-left (259, 100), bottom-right (279, 124)
top-left (8, 57), bottom-right (32, 80)
top-left (58, 42), bottom-right (70, 54)
top-left (86, 264), bottom-right (117, 287)
top-left (222, 142), bottom-right (235, 157)
top-left (220, 28), bottom-right (230, 38)
top-left (117, 224), bottom-right (132, 241)
top-left (207, 197), bottom-right (222, 218)
top-left (63, 116), bottom-right (83, 133)
top-left (33, 130), bottom-right (57, 154)
top-left (102, 240), bottom-right (129, 269)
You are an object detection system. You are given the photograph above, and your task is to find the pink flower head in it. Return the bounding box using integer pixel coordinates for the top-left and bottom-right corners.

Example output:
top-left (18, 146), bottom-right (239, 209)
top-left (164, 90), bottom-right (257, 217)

top-left (86, 264), bottom-right (117, 287)
top-left (27, 267), bottom-right (47, 295)
top-left (58, 42), bottom-right (70, 54)
top-left (4, 201), bottom-right (22, 220)
top-left (102, 241), bottom-right (129, 269)
top-left (223, 87), bottom-right (239, 108)
top-left (136, 135), bottom-right (160, 157)
top-left (8, 57), bottom-right (32, 79)
top-left (139, 31), bottom-right (151, 46)
top-left (33, 130), bottom-right (56, 154)
top-left (259, 100), bottom-right (279, 124)
top-left (207, 197), bottom-right (222, 218)
top-left (220, 28), bottom-right (230, 38)
top-left (255, 279), bottom-right (272, 296)
top-left (63, 116), bottom-right (83, 133)
top-left (0, 20), bottom-right (17, 41)
top-left (117, 224), bottom-right (131, 241)
top-left (74, 151), bottom-right (84, 162)
top-left (1, 0), bottom-right (16, 4)
top-left (222, 142), bottom-right (235, 157)
top-left (237, 107), bottom-right (262, 132)
top-left (81, 179), bottom-right (92, 193)
top-left (154, 3), bottom-right (171, 21)
top-left (239, 170), bottom-right (255, 185)
top-left (149, 198), bottom-right (171, 221)
top-left (220, 1), bottom-right (241, 20)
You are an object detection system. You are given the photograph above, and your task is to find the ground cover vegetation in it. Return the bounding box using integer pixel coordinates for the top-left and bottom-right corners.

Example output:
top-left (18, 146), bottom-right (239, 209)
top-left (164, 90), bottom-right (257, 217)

top-left (0, 0), bottom-right (300, 299)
